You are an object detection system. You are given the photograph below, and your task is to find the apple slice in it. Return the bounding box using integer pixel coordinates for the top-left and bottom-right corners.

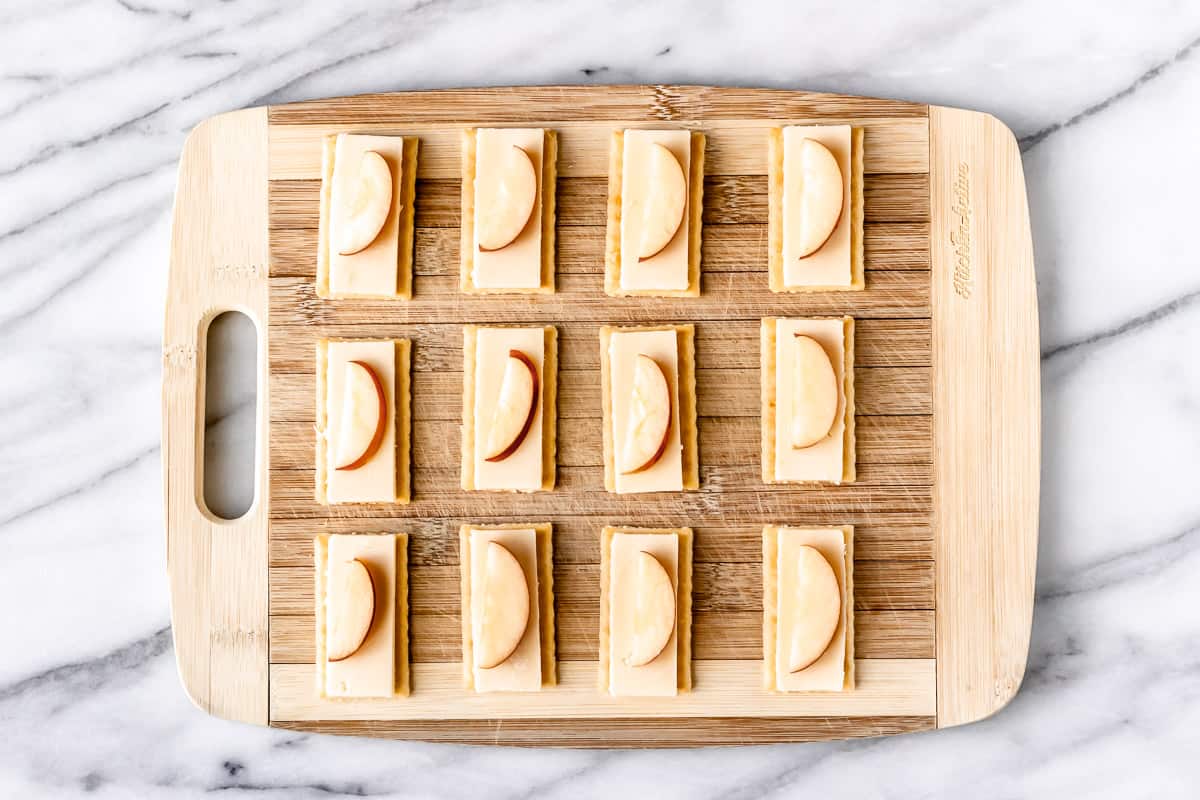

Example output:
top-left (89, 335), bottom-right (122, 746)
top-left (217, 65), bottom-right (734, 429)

top-left (790, 138), bottom-right (844, 258)
top-left (326, 558), bottom-right (376, 662)
top-left (625, 551), bottom-right (677, 667)
top-left (636, 143), bottom-right (687, 261)
top-left (476, 541), bottom-right (531, 669)
top-left (788, 545), bottom-right (842, 672)
top-left (477, 145), bottom-right (538, 252)
top-left (335, 150), bottom-right (394, 256)
top-left (789, 335), bottom-right (839, 449)
top-left (484, 350), bottom-right (540, 462)
top-left (334, 360), bottom-right (387, 470)
top-left (620, 354), bottom-right (673, 474)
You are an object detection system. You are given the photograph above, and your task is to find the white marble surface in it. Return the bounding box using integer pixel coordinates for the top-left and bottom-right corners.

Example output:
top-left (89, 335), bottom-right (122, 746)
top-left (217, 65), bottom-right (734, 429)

top-left (2, 0), bottom-right (1199, 796)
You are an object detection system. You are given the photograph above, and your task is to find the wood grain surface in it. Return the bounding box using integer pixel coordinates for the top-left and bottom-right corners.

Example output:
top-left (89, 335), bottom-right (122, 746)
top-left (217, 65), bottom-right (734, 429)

top-left (265, 86), bottom-right (934, 744)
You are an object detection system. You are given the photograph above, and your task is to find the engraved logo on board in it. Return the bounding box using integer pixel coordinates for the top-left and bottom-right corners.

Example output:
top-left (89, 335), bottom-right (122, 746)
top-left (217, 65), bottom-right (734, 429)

top-left (950, 161), bottom-right (973, 299)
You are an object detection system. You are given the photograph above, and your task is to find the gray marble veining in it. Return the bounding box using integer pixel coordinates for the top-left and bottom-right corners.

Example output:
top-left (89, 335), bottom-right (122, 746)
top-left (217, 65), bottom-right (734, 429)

top-left (2, 0), bottom-right (1200, 797)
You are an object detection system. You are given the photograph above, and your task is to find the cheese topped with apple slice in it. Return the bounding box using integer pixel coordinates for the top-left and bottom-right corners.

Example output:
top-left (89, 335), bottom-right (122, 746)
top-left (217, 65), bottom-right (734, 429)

top-left (321, 534), bottom-right (397, 698)
top-left (608, 531), bottom-right (680, 696)
top-left (327, 134), bottom-right (406, 297)
top-left (323, 340), bottom-right (397, 503)
top-left (609, 330), bottom-right (683, 494)
top-left (773, 527), bottom-right (849, 691)
top-left (781, 125), bottom-right (854, 288)
top-left (471, 327), bottom-right (545, 491)
top-left (466, 528), bottom-right (542, 692)
top-left (619, 130), bottom-right (692, 292)
top-left (773, 318), bottom-right (850, 483)
top-left (472, 128), bottom-right (546, 290)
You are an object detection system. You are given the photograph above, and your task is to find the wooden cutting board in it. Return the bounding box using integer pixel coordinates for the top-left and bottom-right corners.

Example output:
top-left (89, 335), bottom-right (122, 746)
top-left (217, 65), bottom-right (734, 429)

top-left (163, 85), bottom-right (1039, 746)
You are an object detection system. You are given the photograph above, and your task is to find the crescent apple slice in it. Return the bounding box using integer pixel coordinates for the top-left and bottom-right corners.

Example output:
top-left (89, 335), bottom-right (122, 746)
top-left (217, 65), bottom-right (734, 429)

top-left (789, 335), bottom-right (840, 449)
top-left (484, 350), bottom-right (540, 462)
top-left (334, 360), bottom-right (387, 470)
top-left (620, 354), bottom-right (673, 474)
top-left (477, 145), bottom-right (538, 252)
top-left (791, 138), bottom-right (844, 258)
top-left (636, 143), bottom-right (688, 261)
top-left (476, 542), bottom-right (531, 669)
top-left (625, 550), bottom-right (677, 667)
top-left (326, 558), bottom-right (376, 662)
top-left (788, 545), bottom-right (842, 672)
top-left (335, 150), bottom-right (394, 256)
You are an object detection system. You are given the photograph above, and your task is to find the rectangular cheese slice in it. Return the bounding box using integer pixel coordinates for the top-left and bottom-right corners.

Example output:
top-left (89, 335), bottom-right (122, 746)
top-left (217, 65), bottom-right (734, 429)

top-left (316, 339), bottom-right (411, 504)
top-left (459, 524), bottom-right (556, 692)
top-left (761, 317), bottom-right (856, 484)
top-left (762, 526), bottom-right (855, 692)
top-left (317, 134), bottom-right (417, 299)
top-left (599, 526), bottom-right (693, 696)
top-left (461, 325), bottom-right (557, 492)
top-left (604, 130), bottom-right (704, 297)
top-left (599, 325), bottom-right (699, 494)
top-left (315, 532), bottom-right (409, 698)
top-left (767, 125), bottom-right (864, 292)
top-left (460, 128), bottom-right (557, 293)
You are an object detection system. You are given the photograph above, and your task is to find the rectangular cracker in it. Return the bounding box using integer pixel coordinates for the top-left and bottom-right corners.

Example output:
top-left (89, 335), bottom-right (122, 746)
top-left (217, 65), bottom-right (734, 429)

top-left (315, 532), bottom-right (410, 698)
top-left (459, 523), bottom-right (556, 690)
top-left (599, 323), bottom-right (699, 492)
top-left (317, 135), bottom-right (417, 300)
top-left (315, 338), bottom-right (411, 504)
top-left (460, 325), bottom-right (558, 491)
top-left (767, 126), bottom-right (864, 292)
top-left (603, 130), bottom-right (704, 297)
top-left (460, 129), bottom-right (557, 294)
top-left (762, 525), bottom-right (855, 692)
top-left (760, 318), bottom-right (856, 484)
top-left (598, 526), bottom-right (693, 693)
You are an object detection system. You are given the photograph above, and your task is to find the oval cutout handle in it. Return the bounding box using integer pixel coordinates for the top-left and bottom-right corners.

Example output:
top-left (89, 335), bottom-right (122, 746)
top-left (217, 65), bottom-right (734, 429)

top-left (163, 108), bottom-right (269, 725)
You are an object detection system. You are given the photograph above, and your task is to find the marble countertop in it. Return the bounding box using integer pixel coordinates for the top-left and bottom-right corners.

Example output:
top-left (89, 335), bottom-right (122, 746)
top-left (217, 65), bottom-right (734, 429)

top-left (3, 1), bottom-right (1199, 796)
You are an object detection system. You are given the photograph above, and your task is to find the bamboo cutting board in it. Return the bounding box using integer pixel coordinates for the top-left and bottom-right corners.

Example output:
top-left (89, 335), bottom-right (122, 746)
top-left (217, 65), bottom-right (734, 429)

top-left (163, 85), bottom-right (1040, 746)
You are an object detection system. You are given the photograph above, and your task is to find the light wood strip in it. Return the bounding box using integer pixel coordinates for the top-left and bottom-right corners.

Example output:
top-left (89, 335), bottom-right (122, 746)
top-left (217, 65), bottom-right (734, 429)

top-left (270, 659), bottom-right (936, 720)
top-left (269, 117), bottom-right (927, 180)
top-left (930, 107), bottom-right (1039, 727)
top-left (165, 108), bottom-right (270, 727)
top-left (268, 517), bottom-right (934, 567)
top-left (267, 319), bottom-right (932, 373)
top-left (271, 715), bottom-right (935, 746)
top-left (267, 86), bottom-right (927, 126)
top-left (268, 560), bottom-right (932, 617)
top-left (267, 271), bottom-right (929, 324)
top-left (270, 609), bottom-right (934, 663)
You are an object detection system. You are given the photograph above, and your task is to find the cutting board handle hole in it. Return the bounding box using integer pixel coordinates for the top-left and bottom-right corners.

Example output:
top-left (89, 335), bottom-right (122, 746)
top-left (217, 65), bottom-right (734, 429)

top-left (202, 310), bottom-right (258, 521)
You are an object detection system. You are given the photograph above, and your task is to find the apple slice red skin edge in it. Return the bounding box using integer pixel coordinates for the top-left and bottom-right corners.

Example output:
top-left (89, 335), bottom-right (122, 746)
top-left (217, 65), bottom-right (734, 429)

top-left (334, 360), bottom-right (388, 471)
top-left (795, 162), bottom-right (846, 260)
top-left (477, 146), bottom-right (538, 254)
top-left (336, 151), bottom-right (394, 257)
top-left (626, 550), bottom-right (678, 667)
top-left (621, 357), bottom-right (674, 475)
top-left (475, 541), bottom-right (532, 670)
top-left (484, 350), bottom-right (540, 463)
top-left (327, 558), bottom-right (377, 663)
